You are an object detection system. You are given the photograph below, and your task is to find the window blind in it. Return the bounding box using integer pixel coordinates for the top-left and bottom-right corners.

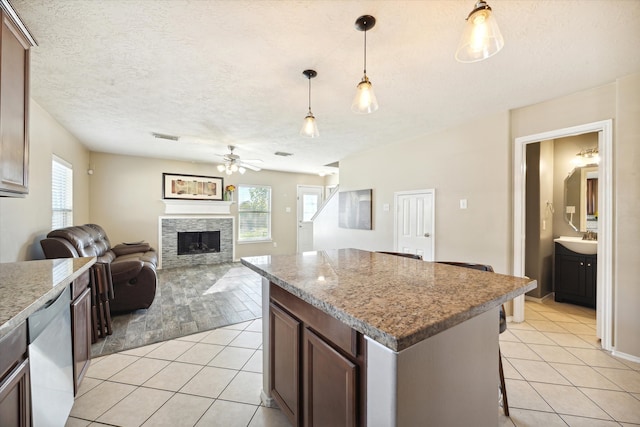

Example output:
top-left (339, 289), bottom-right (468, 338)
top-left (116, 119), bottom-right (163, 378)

top-left (52, 155), bottom-right (73, 230)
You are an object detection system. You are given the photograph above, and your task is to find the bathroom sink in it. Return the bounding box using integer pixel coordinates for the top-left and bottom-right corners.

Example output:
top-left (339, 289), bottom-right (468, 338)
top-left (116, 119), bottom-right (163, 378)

top-left (554, 236), bottom-right (597, 255)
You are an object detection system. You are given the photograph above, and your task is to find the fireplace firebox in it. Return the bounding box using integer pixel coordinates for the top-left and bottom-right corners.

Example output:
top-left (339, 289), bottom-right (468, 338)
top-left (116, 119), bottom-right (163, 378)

top-left (177, 231), bottom-right (221, 255)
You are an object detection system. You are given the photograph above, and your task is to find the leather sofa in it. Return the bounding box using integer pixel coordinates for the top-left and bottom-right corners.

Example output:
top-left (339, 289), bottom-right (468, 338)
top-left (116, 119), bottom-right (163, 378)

top-left (40, 224), bottom-right (157, 313)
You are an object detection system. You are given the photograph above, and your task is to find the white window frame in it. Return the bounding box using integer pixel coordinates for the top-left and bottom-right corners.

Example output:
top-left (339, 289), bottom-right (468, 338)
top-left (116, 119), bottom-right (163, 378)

top-left (52, 155), bottom-right (73, 229)
top-left (237, 184), bottom-right (272, 243)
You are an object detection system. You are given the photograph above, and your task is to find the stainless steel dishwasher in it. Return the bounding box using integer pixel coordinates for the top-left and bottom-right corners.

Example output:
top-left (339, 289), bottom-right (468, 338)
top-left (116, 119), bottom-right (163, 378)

top-left (28, 286), bottom-right (74, 427)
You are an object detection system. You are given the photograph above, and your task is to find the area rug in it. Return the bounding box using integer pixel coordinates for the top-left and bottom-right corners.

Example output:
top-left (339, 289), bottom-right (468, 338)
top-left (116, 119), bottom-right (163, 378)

top-left (91, 262), bottom-right (262, 357)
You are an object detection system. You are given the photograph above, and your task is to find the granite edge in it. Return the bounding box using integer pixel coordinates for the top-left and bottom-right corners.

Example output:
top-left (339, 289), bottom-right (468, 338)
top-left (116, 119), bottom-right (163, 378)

top-left (242, 259), bottom-right (537, 352)
top-left (0, 257), bottom-right (97, 340)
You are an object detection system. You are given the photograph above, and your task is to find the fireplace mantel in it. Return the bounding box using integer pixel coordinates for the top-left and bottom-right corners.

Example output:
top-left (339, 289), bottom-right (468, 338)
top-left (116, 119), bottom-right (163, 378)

top-left (161, 200), bottom-right (234, 215)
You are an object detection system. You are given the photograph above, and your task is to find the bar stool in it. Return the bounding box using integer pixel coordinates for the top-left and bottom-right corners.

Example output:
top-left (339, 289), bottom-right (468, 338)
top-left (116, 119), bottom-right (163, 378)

top-left (437, 261), bottom-right (510, 416)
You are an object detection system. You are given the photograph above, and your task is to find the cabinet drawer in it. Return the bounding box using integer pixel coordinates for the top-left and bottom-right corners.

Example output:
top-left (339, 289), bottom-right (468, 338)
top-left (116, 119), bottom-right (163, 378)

top-left (0, 322), bottom-right (27, 381)
top-left (71, 270), bottom-right (90, 300)
top-left (270, 284), bottom-right (360, 358)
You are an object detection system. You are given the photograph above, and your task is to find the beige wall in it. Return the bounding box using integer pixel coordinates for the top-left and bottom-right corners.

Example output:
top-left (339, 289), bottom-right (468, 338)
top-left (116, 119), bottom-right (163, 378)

top-left (0, 100), bottom-right (90, 262)
top-left (88, 152), bottom-right (324, 260)
top-left (329, 111), bottom-right (513, 274)
top-left (614, 73), bottom-right (640, 357)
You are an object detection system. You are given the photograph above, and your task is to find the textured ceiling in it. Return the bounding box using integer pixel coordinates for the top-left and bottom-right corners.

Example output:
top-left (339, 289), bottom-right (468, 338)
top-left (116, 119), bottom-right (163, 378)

top-left (11, 0), bottom-right (640, 175)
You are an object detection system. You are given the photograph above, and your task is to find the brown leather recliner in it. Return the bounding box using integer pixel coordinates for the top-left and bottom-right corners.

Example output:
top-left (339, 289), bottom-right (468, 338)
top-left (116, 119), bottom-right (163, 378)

top-left (40, 224), bottom-right (157, 313)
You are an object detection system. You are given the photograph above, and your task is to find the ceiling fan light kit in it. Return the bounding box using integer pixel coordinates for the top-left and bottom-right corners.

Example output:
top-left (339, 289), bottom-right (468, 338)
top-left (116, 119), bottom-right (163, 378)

top-left (455, 0), bottom-right (504, 63)
top-left (217, 145), bottom-right (261, 175)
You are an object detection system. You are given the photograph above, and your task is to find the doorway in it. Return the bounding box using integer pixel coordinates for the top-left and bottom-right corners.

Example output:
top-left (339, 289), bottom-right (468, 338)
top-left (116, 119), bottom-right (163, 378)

top-left (513, 120), bottom-right (613, 351)
top-left (297, 185), bottom-right (324, 252)
top-left (394, 189), bottom-right (435, 261)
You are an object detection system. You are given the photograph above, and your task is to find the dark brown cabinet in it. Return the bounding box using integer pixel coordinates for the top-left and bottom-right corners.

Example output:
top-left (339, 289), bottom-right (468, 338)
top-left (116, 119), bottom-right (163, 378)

top-left (71, 272), bottom-right (92, 394)
top-left (269, 302), bottom-right (300, 423)
top-left (303, 328), bottom-right (357, 427)
top-left (554, 243), bottom-right (596, 308)
top-left (0, 322), bottom-right (31, 427)
top-left (269, 284), bottom-right (365, 427)
top-left (0, 9), bottom-right (31, 197)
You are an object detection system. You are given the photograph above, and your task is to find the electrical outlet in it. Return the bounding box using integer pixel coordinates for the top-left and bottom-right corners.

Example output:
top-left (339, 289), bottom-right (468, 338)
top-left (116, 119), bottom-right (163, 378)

top-left (273, 242), bottom-right (277, 247)
top-left (459, 199), bottom-right (468, 209)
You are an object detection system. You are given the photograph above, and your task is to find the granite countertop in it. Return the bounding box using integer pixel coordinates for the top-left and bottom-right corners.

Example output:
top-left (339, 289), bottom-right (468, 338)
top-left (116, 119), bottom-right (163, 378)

top-left (242, 249), bottom-right (536, 352)
top-left (0, 257), bottom-right (96, 339)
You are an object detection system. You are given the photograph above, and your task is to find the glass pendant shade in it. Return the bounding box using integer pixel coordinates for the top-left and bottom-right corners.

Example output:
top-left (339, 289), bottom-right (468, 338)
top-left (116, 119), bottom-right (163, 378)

top-left (455, 1), bottom-right (504, 63)
top-left (351, 75), bottom-right (379, 114)
top-left (300, 111), bottom-right (319, 138)
top-left (217, 164), bottom-right (225, 172)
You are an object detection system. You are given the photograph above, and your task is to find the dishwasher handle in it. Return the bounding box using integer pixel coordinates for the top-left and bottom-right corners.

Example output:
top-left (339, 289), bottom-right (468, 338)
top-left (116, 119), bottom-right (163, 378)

top-left (28, 286), bottom-right (70, 342)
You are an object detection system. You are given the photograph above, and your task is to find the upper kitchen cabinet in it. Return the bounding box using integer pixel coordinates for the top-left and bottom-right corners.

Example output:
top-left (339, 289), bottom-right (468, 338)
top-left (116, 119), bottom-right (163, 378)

top-left (0, 6), bottom-right (35, 197)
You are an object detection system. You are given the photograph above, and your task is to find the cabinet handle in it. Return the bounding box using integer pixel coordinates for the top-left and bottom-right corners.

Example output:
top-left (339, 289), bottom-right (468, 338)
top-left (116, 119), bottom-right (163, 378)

top-left (580, 262), bottom-right (584, 266)
top-left (587, 263), bottom-right (591, 267)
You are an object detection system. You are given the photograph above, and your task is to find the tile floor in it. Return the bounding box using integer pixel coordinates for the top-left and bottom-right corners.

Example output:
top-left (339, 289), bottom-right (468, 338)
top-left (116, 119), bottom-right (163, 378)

top-left (67, 299), bottom-right (640, 426)
top-left (500, 299), bottom-right (640, 426)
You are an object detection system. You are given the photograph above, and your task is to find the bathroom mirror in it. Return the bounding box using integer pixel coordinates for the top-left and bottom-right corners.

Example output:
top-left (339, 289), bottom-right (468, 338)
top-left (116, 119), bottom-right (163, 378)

top-left (564, 166), bottom-right (598, 232)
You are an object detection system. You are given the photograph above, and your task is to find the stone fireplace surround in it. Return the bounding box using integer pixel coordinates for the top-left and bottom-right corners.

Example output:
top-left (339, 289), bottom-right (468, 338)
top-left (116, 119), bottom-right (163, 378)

top-left (159, 216), bottom-right (234, 269)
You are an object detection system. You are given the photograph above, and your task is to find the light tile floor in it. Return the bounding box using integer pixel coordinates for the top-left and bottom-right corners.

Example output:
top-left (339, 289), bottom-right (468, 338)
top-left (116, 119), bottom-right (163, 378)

top-left (501, 299), bottom-right (640, 427)
top-left (67, 298), bottom-right (640, 426)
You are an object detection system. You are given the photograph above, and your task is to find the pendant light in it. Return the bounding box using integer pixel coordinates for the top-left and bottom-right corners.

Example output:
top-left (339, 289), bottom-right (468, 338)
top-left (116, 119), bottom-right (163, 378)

top-left (455, 1), bottom-right (504, 63)
top-left (300, 69), bottom-right (319, 138)
top-left (352, 15), bottom-right (378, 114)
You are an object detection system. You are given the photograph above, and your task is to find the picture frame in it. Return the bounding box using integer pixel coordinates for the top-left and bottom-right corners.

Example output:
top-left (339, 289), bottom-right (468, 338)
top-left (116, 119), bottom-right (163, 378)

top-left (339, 189), bottom-right (372, 230)
top-left (162, 173), bottom-right (224, 201)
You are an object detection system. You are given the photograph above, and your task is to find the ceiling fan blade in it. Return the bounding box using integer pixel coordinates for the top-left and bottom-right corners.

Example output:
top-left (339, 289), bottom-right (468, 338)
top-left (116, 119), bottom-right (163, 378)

top-left (242, 158), bottom-right (264, 164)
top-left (240, 162), bottom-right (261, 171)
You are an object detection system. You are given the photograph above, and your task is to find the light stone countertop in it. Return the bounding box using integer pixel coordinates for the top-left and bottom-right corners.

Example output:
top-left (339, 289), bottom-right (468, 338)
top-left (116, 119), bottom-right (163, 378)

top-left (242, 249), bottom-right (537, 352)
top-left (0, 257), bottom-right (96, 339)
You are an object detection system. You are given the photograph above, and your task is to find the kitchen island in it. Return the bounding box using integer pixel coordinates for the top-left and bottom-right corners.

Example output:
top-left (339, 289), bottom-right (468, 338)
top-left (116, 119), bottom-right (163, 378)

top-left (241, 249), bottom-right (536, 427)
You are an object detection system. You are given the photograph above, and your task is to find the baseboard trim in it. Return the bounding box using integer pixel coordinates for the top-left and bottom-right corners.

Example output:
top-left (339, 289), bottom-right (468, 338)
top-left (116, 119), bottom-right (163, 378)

top-left (612, 349), bottom-right (640, 364)
top-left (261, 390), bottom-right (277, 408)
top-left (524, 292), bottom-right (554, 303)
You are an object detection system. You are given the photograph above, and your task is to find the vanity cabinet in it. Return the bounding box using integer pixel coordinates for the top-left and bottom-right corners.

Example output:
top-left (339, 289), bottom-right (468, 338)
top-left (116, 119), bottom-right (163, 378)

top-left (0, 9), bottom-right (31, 197)
top-left (70, 271), bottom-right (92, 395)
top-left (0, 322), bottom-right (31, 427)
top-left (554, 243), bottom-right (596, 308)
top-left (269, 284), bottom-right (365, 427)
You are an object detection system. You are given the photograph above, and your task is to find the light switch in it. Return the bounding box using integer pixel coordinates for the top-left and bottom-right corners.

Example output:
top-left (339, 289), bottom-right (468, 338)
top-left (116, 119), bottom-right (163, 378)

top-left (383, 203), bottom-right (390, 212)
top-left (459, 199), bottom-right (468, 209)
top-left (285, 207), bottom-right (291, 213)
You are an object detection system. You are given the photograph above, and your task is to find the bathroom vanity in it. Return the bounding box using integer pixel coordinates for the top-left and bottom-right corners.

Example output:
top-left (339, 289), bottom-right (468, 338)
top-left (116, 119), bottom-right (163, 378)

top-left (242, 249), bottom-right (535, 427)
top-left (554, 240), bottom-right (597, 308)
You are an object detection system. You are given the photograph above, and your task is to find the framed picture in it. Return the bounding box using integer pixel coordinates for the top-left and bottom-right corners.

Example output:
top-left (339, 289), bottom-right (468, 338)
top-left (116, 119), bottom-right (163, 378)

top-left (162, 173), bottom-right (223, 201)
top-left (339, 189), bottom-right (372, 230)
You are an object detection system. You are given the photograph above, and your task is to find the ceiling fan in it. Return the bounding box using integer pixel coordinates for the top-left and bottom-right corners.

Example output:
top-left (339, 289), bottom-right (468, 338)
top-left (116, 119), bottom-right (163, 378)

top-left (216, 145), bottom-right (262, 175)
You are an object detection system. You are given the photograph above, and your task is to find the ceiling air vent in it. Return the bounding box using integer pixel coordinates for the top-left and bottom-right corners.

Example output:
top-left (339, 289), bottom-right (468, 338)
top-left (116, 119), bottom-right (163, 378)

top-left (324, 161), bottom-right (340, 168)
top-left (275, 151), bottom-right (293, 157)
top-left (152, 132), bottom-right (179, 141)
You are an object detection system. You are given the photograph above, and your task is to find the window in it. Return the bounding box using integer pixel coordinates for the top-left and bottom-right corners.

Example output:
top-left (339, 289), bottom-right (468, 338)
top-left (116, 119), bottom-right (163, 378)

top-left (52, 155), bottom-right (73, 229)
top-left (238, 185), bottom-right (271, 242)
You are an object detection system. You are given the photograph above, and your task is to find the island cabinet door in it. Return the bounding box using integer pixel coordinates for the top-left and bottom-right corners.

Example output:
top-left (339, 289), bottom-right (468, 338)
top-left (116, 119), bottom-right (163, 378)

top-left (269, 302), bottom-right (301, 426)
top-left (71, 286), bottom-right (92, 395)
top-left (302, 328), bottom-right (357, 427)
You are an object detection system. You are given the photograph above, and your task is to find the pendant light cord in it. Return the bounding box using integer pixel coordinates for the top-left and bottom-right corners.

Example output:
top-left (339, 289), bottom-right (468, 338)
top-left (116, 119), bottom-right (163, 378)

top-left (308, 76), bottom-right (312, 112)
top-left (363, 29), bottom-right (367, 75)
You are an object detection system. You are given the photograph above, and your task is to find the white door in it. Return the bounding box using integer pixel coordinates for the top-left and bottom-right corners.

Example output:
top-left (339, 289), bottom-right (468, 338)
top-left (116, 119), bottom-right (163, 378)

top-left (297, 185), bottom-right (324, 252)
top-left (394, 190), bottom-right (435, 261)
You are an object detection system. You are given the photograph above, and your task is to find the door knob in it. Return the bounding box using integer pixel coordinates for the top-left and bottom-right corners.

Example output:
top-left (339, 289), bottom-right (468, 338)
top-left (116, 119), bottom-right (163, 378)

top-left (424, 233), bottom-right (431, 237)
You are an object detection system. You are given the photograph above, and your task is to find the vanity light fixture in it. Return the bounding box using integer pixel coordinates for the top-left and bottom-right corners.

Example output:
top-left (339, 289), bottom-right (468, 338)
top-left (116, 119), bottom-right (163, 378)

top-left (300, 69), bottom-right (319, 138)
top-left (352, 15), bottom-right (379, 114)
top-left (574, 147), bottom-right (600, 166)
top-left (455, 0), bottom-right (504, 63)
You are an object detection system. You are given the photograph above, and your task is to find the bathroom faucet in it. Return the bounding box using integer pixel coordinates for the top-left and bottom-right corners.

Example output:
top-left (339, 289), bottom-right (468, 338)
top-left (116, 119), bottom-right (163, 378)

top-left (582, 231), bottom-right (597, 241)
